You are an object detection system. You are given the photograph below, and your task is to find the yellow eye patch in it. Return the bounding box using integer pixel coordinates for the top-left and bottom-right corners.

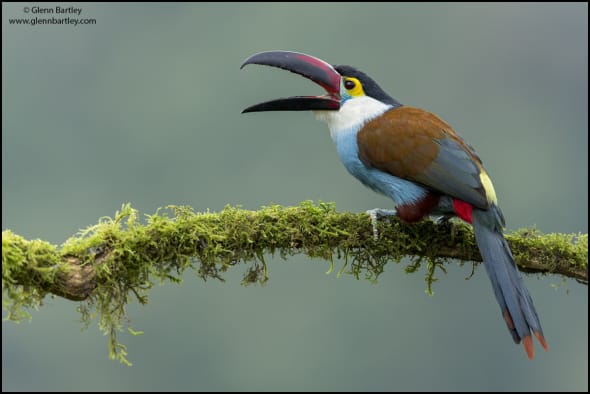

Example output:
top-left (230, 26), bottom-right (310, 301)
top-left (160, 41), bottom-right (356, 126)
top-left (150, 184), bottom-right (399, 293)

top-left (343, 77), bottom-right (365, 97)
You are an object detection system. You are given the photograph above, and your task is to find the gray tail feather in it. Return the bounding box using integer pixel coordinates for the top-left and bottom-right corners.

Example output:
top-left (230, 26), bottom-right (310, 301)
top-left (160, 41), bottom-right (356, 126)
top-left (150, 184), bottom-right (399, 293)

top-left (472, 207), bottom-right (544, 345)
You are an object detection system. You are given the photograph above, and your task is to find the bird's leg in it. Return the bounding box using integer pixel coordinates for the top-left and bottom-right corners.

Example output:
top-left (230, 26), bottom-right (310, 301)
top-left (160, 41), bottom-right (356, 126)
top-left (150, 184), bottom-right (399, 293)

top-left (434, 214), bottom-right (454, 225)
top-left (433, 214), bottom-right (460, 240)
top-left (430, 197), bottom-right (460, 237)
top-left (366, 208), bottom-right (398, 240)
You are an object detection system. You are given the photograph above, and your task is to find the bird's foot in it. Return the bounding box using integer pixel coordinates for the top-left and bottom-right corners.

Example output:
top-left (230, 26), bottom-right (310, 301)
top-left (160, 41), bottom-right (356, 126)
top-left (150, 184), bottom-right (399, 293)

top-left (366, 208), bottom-right (398, 241)
top-left (434, 215), bottom-right (459, 239)
top-left (434, 214), bottom-right (453, 225)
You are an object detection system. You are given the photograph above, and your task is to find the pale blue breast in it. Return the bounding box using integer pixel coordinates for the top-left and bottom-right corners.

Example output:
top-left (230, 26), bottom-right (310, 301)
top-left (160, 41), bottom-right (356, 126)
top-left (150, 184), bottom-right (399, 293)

top-left (332, 127), bottom-right (428, 206)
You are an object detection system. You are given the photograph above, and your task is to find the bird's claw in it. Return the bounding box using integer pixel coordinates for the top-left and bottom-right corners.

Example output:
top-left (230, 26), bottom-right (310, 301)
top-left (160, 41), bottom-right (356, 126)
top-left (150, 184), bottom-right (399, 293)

top-left (365, 208), bottom-right (398, 241)
top-left (434, 215), bottom-right (453, 225)
top-left (434, 215), bottom-right (458, 239)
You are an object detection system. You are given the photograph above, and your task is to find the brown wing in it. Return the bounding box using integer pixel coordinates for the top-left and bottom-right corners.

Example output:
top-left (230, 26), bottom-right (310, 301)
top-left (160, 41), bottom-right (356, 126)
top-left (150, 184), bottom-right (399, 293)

top-left (357, 106), bottom-right (489, 209)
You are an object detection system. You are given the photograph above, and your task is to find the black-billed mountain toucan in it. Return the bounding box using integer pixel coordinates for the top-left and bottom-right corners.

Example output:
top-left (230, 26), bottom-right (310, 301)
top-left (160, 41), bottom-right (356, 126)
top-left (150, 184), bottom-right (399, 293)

top-left (240, 50), bottom-right (548, 359)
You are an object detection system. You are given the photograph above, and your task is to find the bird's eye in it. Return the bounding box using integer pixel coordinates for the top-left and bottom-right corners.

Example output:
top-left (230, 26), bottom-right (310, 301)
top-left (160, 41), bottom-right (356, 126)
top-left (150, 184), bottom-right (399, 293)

top-left (344, 80), bottom-right (356, 90)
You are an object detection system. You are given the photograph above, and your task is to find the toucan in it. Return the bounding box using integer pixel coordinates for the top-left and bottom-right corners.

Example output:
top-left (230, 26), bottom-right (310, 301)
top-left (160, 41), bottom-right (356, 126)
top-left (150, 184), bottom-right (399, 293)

top-left (240, 50), bottom-right (548, 359)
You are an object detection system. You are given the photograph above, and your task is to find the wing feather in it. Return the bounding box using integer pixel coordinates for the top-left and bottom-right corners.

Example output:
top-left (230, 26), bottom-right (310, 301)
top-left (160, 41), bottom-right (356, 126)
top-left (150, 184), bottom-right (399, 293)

top-left (357, 106), bottom-right (489, 209)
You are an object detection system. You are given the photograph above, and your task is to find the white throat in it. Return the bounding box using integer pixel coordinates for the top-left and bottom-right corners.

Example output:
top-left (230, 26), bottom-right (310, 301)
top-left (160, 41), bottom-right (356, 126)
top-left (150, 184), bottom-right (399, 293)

top-left (314, 96), bottom-right (392, 140)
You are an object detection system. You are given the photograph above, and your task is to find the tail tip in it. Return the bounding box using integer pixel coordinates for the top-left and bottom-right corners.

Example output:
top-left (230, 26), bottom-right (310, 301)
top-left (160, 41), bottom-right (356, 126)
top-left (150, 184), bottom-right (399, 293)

top-left (523, 333), bottom-right (549, 360)
top-left (534, 331), bottom-right (549, 352)
top-left (523, 336), bottom-right (535, 360)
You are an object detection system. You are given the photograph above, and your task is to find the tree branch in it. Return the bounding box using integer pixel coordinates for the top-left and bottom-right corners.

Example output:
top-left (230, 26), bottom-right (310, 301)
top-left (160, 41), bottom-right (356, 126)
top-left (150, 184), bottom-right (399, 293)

top-left (2, 201), bottom-right (587, 364)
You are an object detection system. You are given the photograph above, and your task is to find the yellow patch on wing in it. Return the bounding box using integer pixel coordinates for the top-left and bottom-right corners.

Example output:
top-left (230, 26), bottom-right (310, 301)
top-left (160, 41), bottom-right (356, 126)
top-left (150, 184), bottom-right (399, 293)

top-left (480, 171), bottom-right (497, 205)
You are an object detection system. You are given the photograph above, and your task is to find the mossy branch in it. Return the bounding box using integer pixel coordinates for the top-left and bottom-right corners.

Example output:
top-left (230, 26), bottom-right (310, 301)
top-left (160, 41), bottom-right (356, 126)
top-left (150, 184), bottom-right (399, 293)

top-left (2, 201), bottom-right (587, 365)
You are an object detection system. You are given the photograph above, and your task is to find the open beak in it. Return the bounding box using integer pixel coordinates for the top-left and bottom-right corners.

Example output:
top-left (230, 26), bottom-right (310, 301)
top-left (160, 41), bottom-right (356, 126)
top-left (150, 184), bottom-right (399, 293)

top-left (240, 51), bottom-right (342, 113)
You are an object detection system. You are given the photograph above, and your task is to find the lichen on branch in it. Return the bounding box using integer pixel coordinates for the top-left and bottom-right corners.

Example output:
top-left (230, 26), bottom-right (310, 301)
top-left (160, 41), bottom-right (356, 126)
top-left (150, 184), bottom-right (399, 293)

top-left (2, 201), bottom-right (587, 365)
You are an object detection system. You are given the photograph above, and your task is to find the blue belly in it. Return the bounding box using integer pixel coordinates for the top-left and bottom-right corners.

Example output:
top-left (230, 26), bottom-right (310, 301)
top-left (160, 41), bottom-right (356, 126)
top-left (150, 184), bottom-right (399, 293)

top-left (332, 128), bottom-right (428, 206)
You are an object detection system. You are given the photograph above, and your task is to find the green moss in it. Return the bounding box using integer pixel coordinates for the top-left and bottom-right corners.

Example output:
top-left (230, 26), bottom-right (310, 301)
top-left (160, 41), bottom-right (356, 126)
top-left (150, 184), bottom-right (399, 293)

top-left (2, 231), bottom-right (62, 321)
top-left (2, 201), bottom-right (587, 365)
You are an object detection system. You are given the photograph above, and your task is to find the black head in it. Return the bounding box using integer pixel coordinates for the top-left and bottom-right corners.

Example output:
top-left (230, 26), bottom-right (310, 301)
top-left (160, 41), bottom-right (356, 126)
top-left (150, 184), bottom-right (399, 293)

top-left (334, 65), bottom-right (402, 107)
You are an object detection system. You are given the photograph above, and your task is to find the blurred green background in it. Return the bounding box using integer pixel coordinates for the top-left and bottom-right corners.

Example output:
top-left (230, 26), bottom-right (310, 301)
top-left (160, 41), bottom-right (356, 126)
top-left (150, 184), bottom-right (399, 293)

top-left (2, 2), bottom-right (587, 391)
